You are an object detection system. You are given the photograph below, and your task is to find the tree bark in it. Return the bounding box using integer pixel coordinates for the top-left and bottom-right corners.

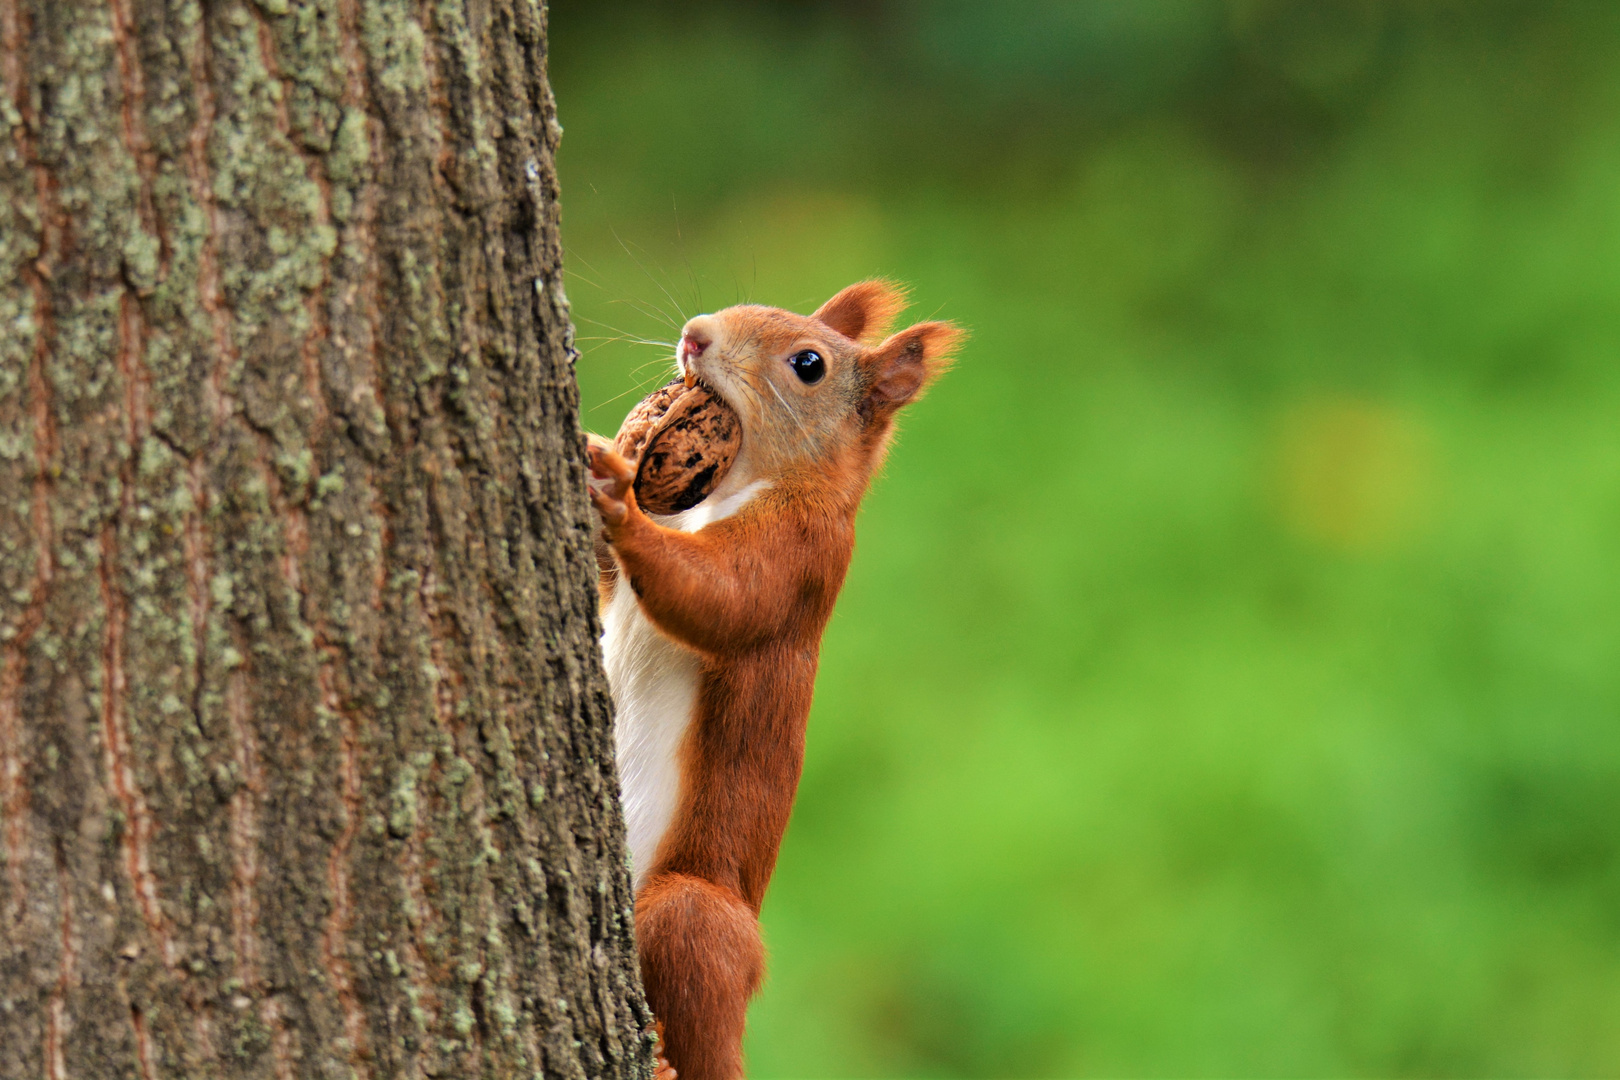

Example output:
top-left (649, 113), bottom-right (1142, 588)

top-left (0, 1), bottom-right (651, 1077)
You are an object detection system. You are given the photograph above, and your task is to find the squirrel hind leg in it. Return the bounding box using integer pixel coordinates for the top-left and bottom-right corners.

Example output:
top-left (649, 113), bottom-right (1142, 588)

top-left (651, 1021), bottom-right (678, 1080)
top-left (637, 873), bottom-right (763, 1080)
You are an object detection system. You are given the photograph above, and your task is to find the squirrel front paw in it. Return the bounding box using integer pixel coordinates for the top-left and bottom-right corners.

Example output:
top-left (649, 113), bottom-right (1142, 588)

top-left (587, 441), bottom-right (639, 528)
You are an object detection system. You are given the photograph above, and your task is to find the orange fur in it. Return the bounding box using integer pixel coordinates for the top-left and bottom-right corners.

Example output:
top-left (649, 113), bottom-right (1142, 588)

top-left (812, 278), bottom-right (909, 343)
top-left (590, 281), bottom-right (961, 1079)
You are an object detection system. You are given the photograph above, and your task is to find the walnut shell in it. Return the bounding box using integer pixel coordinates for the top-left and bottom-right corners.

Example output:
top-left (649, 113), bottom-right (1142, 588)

top-left (614, 379), bottom-right (742, 515)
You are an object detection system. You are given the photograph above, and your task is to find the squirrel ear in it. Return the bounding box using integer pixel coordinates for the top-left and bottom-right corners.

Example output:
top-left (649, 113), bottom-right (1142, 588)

top-left (813, 279), bottom-right (909, 344)
top-left (860, 321), bottom-right (963, 422)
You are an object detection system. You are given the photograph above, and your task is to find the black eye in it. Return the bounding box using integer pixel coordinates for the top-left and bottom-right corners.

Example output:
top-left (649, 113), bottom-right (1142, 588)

top-left (789, 350), bottom-right (826, 384)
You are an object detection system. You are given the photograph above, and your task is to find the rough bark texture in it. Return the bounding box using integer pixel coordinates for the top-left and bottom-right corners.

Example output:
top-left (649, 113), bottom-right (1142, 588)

top-left (0, 1), bottom-right (653, 1077)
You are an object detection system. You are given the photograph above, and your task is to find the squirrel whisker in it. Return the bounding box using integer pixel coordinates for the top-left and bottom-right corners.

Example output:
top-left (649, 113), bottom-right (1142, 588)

top-left (740, 367), bottom-right (810, 442)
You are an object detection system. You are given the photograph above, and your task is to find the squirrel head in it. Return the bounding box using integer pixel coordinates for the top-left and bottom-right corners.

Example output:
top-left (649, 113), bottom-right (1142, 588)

top-left (676, 280), bottom-right (962, 483)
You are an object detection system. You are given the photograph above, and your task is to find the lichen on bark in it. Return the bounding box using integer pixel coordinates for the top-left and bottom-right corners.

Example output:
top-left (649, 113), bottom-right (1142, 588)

top-left (0, 2), bottom-right (650, 1077)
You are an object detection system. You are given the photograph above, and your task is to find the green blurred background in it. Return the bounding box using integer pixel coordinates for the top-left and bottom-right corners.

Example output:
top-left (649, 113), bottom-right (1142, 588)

top-left (549, 2), bottom-right (1620, 1074)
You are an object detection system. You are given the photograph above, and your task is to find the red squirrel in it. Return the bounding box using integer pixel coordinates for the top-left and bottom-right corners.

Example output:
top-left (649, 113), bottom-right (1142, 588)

top-left (585, 281), bottom-right (960, 1080)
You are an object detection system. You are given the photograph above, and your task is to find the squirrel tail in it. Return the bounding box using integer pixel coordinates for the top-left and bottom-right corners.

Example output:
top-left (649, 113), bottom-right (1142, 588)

top-left (636, 872), bottom-right (763, 1080)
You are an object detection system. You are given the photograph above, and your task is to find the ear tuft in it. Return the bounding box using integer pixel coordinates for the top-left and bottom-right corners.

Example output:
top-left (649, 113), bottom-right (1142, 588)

top-left (861, 320), bottom-right (964, 422)
top-left (813, 280), bottom-right (910, 344)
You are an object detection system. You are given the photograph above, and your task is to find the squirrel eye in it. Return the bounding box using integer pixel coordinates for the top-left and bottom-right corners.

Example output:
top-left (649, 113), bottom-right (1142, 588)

top-left (789, 350), bottom-right (826, 385)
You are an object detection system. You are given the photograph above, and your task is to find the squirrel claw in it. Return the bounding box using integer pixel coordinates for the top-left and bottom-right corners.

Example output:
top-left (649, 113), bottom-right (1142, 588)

top-left (587, 441), bottom-right (636, 487)
top-left (650, 1022), bottom-right (677, 1080)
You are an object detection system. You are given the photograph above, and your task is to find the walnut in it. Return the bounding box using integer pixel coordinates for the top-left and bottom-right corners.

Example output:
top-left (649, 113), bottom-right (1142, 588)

top-left (614, 379), bottom-right (742, 515)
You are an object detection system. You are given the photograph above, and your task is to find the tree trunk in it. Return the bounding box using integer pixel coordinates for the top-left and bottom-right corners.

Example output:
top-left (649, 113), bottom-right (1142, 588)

top-left (0, 1), bottom-right (651, 1077)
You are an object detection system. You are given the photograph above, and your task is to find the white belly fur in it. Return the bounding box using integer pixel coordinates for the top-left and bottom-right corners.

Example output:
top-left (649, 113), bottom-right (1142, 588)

top-left (603, 476), bottom-right (769, 892)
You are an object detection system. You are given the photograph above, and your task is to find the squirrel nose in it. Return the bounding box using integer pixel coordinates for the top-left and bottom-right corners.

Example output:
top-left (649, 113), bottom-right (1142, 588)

top-left (679, 331), bottom-right (711, 363)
